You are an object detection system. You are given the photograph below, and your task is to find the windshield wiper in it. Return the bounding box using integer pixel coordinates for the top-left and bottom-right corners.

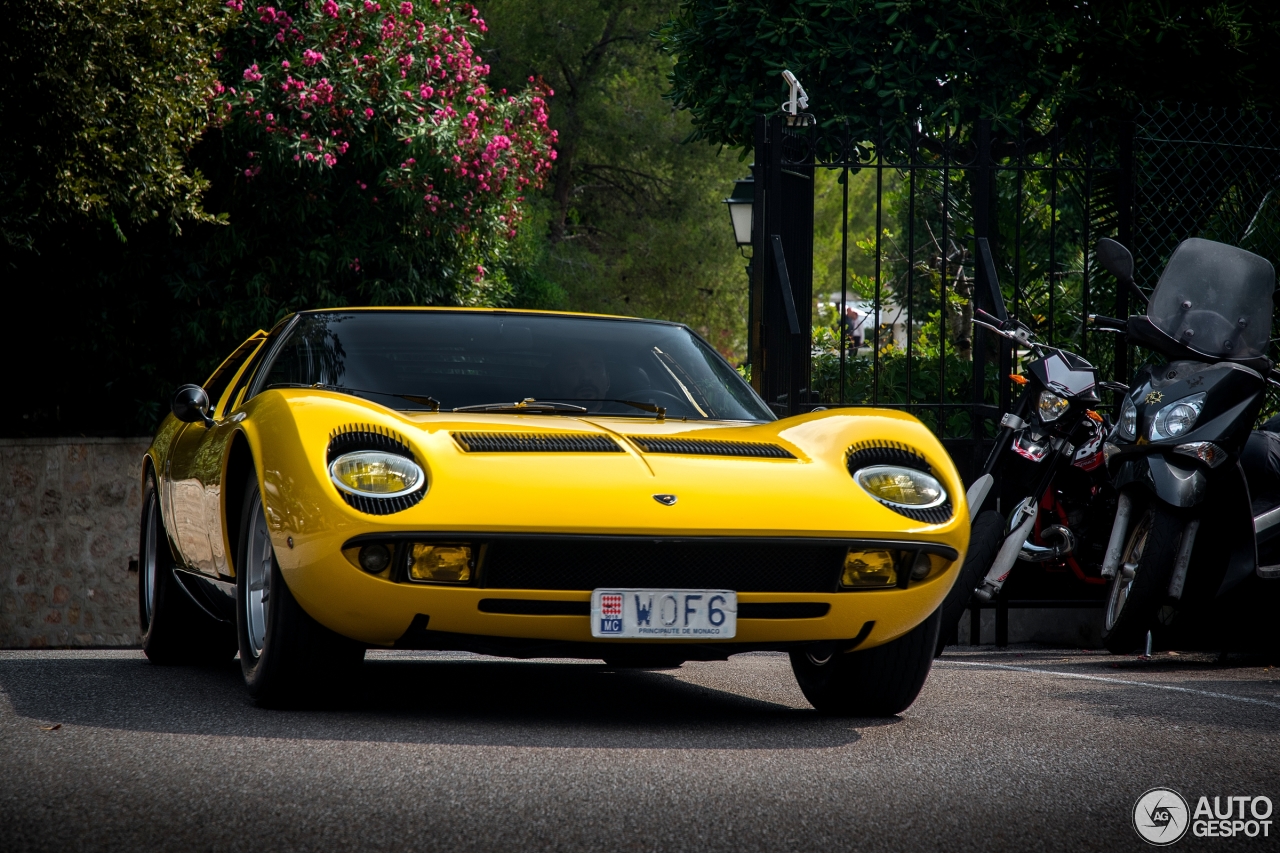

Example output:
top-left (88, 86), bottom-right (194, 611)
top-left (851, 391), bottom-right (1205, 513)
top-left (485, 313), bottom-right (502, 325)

top-left (267, 383), bottom-right (442, 412)
top-left (546, 398), bottom-right (667, 419)
top-left (452, 397), bottom-right (588, 414)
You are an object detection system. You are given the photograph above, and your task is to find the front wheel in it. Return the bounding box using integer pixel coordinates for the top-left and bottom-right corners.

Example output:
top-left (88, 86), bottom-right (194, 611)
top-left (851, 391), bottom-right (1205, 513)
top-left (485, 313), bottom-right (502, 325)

top-left (236, 476), bottom-right (365, 706)
top-left (790, 608), bottom-right (941, 716)
top-left (935, 510), bottom-right (1005, 656)
top-left (1102, 505), bottom-right (1184, 654)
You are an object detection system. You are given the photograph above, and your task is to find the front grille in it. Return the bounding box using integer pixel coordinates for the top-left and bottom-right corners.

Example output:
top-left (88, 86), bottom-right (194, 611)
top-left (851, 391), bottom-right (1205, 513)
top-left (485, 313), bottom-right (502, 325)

top-left (627, 437), bottom-right (795, 459)
top-left (481, 538), bottom-right (846, 592)
top-left (453, 432), bottom-right (622, 453)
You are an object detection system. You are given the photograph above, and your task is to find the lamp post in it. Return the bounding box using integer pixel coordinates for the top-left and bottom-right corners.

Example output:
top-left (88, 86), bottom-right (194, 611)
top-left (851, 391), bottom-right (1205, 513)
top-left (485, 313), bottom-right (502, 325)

top-left (724, 174), bottom-right (757, 388)
top-left (723, 175), bottom-right (754, 248)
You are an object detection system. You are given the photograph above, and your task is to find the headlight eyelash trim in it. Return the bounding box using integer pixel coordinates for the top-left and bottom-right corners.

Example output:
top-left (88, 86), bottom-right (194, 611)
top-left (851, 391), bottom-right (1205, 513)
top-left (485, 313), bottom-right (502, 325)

top-left (326, 423), bottom-right (426, 515)
top-left (844, 440), bottom-right (953, 524)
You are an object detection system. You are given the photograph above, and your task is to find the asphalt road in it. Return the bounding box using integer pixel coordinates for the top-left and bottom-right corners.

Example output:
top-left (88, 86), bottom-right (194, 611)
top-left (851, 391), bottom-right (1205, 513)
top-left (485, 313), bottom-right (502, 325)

top-left (1, 647), bottom-right (1278, 853)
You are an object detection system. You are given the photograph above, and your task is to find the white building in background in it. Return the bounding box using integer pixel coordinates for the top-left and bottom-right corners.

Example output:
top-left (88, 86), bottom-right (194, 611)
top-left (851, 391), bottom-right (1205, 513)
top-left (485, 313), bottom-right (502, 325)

top-left (821, 293), bottom-right (909, 352)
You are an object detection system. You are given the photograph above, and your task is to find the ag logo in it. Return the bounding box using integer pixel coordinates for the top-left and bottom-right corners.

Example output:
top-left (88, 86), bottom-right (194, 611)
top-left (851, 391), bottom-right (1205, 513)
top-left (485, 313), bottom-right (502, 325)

top-left (1134, 787), bottom-right (1190, 845)
top-left (1145, 391), bottom-right (1164, 405)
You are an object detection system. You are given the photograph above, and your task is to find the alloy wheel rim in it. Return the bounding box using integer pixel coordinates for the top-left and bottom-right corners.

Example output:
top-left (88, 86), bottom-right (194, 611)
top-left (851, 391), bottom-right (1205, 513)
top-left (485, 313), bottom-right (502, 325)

top-left (143, 496), bottom-right (158, 626)
top-left (245, 495), bottom-right (272, 658)
top-left (1106, 512), bottom-right (1151, 630)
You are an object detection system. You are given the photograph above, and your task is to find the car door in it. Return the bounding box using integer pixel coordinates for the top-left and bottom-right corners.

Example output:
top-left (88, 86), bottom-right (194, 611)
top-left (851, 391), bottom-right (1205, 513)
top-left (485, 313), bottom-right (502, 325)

top-left (165, 333), bottom-right (267, 578)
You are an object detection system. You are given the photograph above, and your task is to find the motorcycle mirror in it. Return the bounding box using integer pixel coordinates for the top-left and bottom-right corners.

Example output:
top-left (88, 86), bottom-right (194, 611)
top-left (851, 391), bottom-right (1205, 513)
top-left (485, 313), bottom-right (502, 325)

top-left (1096, 238), bottom-right (1133, 281)
top-left (1095, 238), bottom-right (1148, 306)
top-left (172, 384), bottom-right (213, 427)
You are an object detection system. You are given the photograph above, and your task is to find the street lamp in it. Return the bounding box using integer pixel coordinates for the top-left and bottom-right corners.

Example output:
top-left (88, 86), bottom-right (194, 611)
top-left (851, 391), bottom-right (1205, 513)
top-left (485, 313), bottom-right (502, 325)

top-left (723, 175), bottom-right (754, 248)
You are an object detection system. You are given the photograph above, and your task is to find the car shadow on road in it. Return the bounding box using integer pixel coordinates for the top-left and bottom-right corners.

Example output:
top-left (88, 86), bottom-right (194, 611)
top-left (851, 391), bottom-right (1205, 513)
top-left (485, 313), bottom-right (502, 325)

top-left (0, 656), bottom-right (884, 749)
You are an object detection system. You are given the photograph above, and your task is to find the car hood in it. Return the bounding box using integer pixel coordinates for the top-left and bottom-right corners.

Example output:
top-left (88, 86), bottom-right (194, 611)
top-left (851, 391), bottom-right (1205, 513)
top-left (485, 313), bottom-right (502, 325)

top-left (248, 389), bottom-right (968, 544)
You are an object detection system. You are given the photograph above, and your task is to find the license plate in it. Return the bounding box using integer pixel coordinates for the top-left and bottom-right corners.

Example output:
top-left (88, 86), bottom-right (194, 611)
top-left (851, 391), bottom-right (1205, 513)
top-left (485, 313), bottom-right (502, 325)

top-left (591, 589), bottom-right (737, 639)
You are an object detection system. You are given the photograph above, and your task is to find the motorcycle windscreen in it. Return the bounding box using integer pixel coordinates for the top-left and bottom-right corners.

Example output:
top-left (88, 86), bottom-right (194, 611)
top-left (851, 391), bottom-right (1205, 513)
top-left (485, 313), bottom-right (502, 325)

top-left (1147, 237), bottom-right (1275, 359)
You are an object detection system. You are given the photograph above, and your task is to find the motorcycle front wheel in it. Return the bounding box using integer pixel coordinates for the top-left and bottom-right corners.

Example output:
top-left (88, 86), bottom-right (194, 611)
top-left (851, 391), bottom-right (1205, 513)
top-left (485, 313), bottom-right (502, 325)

top-left (1102, 505), bottom-right (1183, 654)
top-left (935, 510), bottom-right (1005, 656)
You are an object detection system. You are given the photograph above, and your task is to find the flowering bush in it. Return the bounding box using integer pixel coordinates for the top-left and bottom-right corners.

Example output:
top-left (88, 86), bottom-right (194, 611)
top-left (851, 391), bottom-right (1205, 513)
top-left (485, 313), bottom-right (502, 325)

top-left (215, 0), bottom-right (555, 297)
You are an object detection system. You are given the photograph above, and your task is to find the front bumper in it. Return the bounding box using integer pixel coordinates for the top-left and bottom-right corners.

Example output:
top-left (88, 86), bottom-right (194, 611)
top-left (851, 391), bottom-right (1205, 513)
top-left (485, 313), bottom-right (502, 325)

top-left (279, 534), bottom-right (963, 653)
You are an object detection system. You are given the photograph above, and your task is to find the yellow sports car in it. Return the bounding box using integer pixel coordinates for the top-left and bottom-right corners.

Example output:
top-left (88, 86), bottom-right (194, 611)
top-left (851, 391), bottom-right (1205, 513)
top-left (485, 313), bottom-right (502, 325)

top-left (139, 308), bottom-right (969, 713)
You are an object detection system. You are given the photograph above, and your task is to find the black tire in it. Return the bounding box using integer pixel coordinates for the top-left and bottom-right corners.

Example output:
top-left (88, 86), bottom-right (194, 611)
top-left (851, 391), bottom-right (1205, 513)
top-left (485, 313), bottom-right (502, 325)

top-left (790, 607), bottom-right (941, 716)
top-left (935, 510), bottom-right (1005, 656)
top-left (236, 476), bottom-right (365, 706)
top-left (138, 470), bottom-right (236, 665)
top-left (1101, 504), bottom-right (1183, 654)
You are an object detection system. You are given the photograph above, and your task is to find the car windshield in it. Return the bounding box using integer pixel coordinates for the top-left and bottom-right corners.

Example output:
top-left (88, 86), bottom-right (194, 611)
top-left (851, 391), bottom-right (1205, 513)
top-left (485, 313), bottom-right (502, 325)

top-left (1147, 238), bottom-right (1275, 359)
top-left (258, 311), bottom-right (773, 421)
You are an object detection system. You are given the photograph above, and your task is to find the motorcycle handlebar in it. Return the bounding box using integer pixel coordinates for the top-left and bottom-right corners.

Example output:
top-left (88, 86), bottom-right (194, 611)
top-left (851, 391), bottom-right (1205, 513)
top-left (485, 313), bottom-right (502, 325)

top-left (974, 308), bottom-right (1006, 329)
top-left (1088, 314), bottom-right (1127, 331)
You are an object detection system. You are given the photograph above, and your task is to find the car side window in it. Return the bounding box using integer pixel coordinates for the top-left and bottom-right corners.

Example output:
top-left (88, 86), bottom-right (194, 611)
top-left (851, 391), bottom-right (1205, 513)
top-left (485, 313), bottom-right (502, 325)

top-left (231, 314), bottom-right (298, 412)
top-left (203, 334), bottom-right (266, 417)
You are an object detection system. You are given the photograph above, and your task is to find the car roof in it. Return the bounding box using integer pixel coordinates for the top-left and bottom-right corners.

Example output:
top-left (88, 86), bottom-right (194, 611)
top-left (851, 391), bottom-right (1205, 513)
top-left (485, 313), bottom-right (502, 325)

top-left (294, 306), bottom-right (684, 328)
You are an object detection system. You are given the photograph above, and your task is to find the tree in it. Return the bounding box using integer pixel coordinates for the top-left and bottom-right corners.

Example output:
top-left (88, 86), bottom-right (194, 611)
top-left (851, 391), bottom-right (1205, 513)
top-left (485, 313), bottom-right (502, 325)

top-left (480, 0), bottom-right (752, 356)
top-left (659, 0), bottom-right (1280, 150)
top-left (177, 0), bottom-right (557, 334)
top-left (0, 0), bottom-right (227, 250)
top-left (3, 0), bottom-right (555, 435)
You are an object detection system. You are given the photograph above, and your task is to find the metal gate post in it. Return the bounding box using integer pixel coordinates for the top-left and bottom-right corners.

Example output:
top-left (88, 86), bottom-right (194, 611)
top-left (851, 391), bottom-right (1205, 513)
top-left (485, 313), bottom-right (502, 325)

top-left (752, 114), bottom-right (815, 416)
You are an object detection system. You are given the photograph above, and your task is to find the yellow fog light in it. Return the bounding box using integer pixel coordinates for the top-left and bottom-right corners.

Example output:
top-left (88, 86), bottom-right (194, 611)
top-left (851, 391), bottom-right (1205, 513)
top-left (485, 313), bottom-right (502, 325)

top-left (409, 544), bottom-right (473, 584)
top-left (329, 451), bottom-right (424, 498)
top-left (841, 550), bottom-right (899, 588)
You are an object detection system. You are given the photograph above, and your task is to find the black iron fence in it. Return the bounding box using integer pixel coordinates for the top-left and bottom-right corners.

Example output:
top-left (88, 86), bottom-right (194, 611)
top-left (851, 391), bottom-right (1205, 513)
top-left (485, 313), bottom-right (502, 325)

top-left (748, 105), bottom-right (1280, 479)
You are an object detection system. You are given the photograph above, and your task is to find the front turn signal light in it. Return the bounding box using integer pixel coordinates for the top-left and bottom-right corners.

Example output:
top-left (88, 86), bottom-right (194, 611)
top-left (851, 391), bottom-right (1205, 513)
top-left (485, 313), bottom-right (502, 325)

top-left (841, 550), bottom-right (899, 588)
top-left (409, 544), bottom-right (473, 584)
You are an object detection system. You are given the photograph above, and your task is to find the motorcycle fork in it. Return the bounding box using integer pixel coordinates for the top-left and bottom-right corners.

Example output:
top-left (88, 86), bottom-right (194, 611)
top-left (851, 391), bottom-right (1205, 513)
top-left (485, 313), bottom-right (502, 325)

top-left (974, 446), bottom-right (1066, 602)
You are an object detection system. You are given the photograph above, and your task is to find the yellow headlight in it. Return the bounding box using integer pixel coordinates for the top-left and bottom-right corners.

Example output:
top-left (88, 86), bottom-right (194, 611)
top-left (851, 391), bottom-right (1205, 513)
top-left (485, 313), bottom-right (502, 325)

top-left (841, 550), bottom-right (899, 588)
top-left (409, 544), bottom-right (473, 584)
top-left (854, 465), bottom-right (947, 508)
top-left (329, 451), bottom-right (424, 497)
top-left (1038, 389), bottom-right (1070, 423)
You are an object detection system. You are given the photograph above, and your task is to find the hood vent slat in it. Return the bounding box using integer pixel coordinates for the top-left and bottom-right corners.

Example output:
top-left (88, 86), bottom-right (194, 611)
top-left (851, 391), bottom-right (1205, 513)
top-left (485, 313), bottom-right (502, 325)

top-left (627, 437), bottom-right (795, 459)
top-left (453, 432), bottom-right (623, 453)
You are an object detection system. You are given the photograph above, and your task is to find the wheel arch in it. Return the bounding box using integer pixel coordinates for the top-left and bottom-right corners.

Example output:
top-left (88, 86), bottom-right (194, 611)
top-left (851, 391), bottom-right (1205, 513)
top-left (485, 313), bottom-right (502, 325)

top-left (223, 431), bottom-right (257, 578)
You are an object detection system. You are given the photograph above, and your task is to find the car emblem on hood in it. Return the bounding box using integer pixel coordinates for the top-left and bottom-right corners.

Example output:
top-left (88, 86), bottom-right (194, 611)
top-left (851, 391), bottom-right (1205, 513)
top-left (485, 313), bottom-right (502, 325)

top-left (653, 494), bottom-right (678, 506)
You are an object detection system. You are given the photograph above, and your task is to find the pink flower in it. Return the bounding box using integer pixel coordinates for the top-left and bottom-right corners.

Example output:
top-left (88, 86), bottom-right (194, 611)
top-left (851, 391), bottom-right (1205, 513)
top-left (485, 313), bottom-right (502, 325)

top-left (399, 1), bottom-right (413, 15)
top-left (226, 0), bottom-right (244, 11)
top-left (322, 0), bottom-right (340, 18)
top-left (364, 108), bottom-right (375, 118)
top-left (302, 49), bottom-right (324, 67)
top-left (242, 64), bottom-right (263, 82)
top-left (323, 153), bottom-right (337, 166)
top-left (281, 60), bottom-right (290, 69)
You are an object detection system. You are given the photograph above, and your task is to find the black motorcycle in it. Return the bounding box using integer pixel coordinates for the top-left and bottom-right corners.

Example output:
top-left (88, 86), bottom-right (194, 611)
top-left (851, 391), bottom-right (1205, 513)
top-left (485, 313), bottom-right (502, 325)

top-left (935, 240), bottom-right (1116, 654)
top-left (1092, 237), bottom-right (1280, 653)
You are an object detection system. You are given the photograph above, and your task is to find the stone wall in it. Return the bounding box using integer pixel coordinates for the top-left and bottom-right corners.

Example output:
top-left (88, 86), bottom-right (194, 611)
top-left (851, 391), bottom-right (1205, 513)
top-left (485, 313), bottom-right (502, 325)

top-left (1, 438), bottom-right (149, 648)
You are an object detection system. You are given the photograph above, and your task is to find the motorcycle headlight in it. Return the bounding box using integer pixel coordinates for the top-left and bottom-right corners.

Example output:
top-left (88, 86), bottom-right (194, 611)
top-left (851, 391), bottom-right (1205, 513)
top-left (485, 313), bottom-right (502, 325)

top-left (1149, 392), bottom-right (1206, 441)
top-left (855, 465), bottom-right (948, 509)
top-left (1037, 390), bottom-right (1070, 423)
top-left (329, 451), bottom-right (425, 497)
top-left (1116, 396), bottom-right (1137, 440)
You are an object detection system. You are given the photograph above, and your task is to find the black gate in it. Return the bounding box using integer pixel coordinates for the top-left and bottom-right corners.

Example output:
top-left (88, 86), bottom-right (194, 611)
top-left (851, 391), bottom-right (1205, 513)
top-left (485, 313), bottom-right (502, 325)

top-left (749, 105), bottom-right (1280, 480)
